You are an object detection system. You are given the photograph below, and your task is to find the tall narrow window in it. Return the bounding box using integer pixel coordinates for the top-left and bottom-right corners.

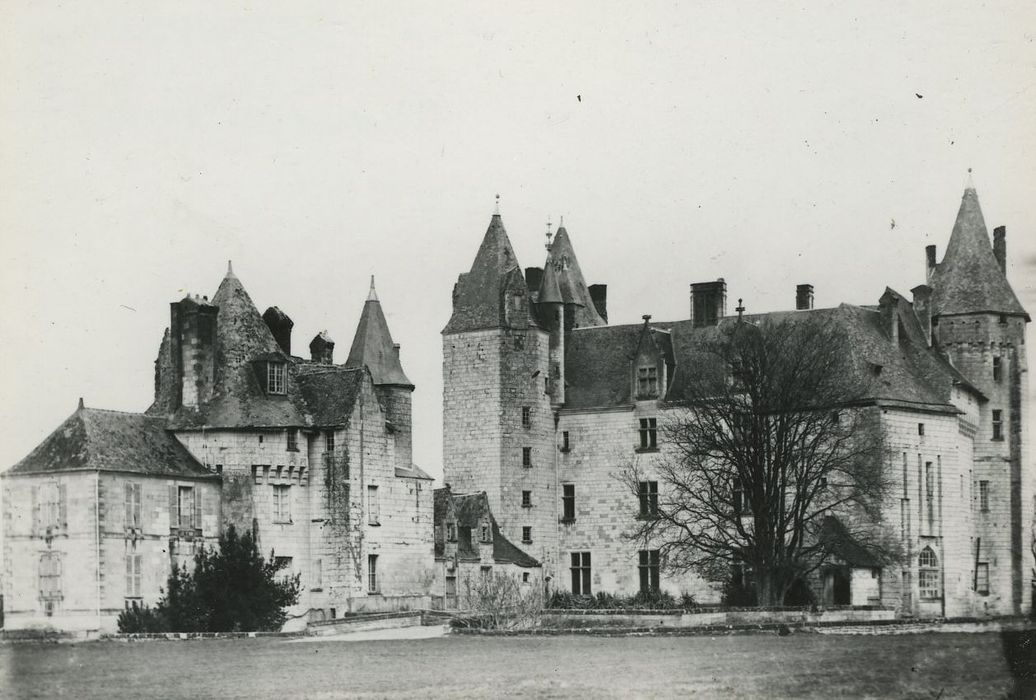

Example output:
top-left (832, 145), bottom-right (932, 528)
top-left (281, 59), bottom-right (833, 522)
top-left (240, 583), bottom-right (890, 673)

top-left (562, 484), bottom-right (576, 521)
top-left (522, 526), bottom-right (532, 544)
top-left (324, 431), bottom-right (335, 453)
top-left (37, 483), bottom-right (64, 532)
top-left (992, 410), bottom-right (1003, 440)
top-left (521, 406), bottom-right (531, 428)
top-left (313, 559), bottom-right (323, 589)
top-left (39, 552), bottom-right (62, 604)
top-left (522, 447), bottom-right (532, 468)
top-left (637, 366), bottom-right (658, 397)
top-left (732, 478), bottom-right (745, 517)
top-left (267, 362), bottom-right (286, 394)
top-left (446, 522), bottom-right (456, 541)
top-left (481, 523), bottom-right (491, 542)
top-left (570, 552), bottom-right (592, 595)
top-left (177, 486), bottom-right (195, 530)
top-left (521, 490), bottom-right (532, 507)
top-left (979, 480), bottom-right (989, 513)
top-left (125, 553), bottom-right (142, 598)
top-left (925, 462), bottom-right (934, 526)
top-left (639, 550), bottom-right (660, 593)
top-left (125, 483), bottom-right (141, 529)
top-left (975, 563), bottom-right (989, 595)
top-left (272, 484), bottom-right (291, 523)
top-left (992, 356), bottom-right (1002, 382)
top-left (367, 485), bottom-right (380, 525)
top-left (917, 423), bottom-right (925, 437)
top-left (918, 547), bottom-right (940, 599)
top-left (638, 481), bottom-right (658, 518)
top-left (638, 418), bottom-right (658, 450)
top-left (286, 428), bottom-right (298, 451)
top-left (368, 554), bottom-right (378, 593)
top-left (561, 431), bottom-right (570, 452)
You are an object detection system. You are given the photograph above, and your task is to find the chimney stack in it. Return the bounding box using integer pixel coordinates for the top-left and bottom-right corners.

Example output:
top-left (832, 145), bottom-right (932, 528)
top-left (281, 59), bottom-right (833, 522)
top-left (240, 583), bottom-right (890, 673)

top-left (795, 284), bottom-right (814, 311)
top-left (878, 289), bottom-right (900, 345)
top-left (690, 279), bottom-right (727, 328)
top-left (589, 284), bottom-right (608, 323)
top-left (263, 306), bottom-right (294, 356)
top-left (170, 295), bottom-right (218, 408)
top-left (524, 267), bottom-right (544, 296)
top-left (911, 284), bottom-right (933, 346)
top-left (925, 245), bottom-right (937, 283)
top-left (309, 331), bottom-right (335, 364)
top-left (993, 226), bottom-right (1006, 274)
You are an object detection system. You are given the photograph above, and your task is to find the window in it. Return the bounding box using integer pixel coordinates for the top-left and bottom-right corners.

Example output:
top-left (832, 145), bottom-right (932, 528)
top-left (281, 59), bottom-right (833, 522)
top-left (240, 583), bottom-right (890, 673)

top-left (917, 423), bottom-right (925, 437)
top-left (368, 554), bottom-right (378, 593)
top-left (367, 485), bottom-right (380, 525)
top-left (125, 554), bottom-right (142, 598)
top-left (177, 486), bottom-right (195, 530)
top-left (481, 523), bottom-right (491, 543)
top-left (324, 431), bottom-right (335, 453)
top-left (521, 490), bottom-right (532, 508)
top-left (267, 362), bottom-right (286, 394)
top-left (979, 480), bottom-right (989, 513)
top-left (975, 563), bottom-right (989, 595)
top-left (992, 410), bottom-right (1003, 440)
top-left (39, 552), bottom-right (62, 602)
top-left (446, 522), bottom-right (456, 541)
top-left (522, 447), bottom-right (532, 468)
top-left (521, 407), bottom-right (531, 429)
top-left (514, 334), bottom-right (525, 350)
top-left (480, 566), bottom-right (492, 580)
top-left (918, 547), bottom-right (940, 599)
top-left (562, 484), bottom-right (575, 521)
top-left (637, 366), bottom-right (658, 397)
top-left (445, 575), bottom-right (457, 597)
top-left (732, 478), bottom-right (745, 517)
top-left (272, 484), bottom-right (291, 523)
top-left (999, 314), bottom-right (1007, 325)
top-left (37, 483), bottom-right (64, 532)
top-left (638, 418), bottom-right (658, 450)
top-left (522, 572), bottom-right (530, 583)
top-left (286, 429), bottom-right (298, 451)
top-left (522, 526), bottom-right (532, 544)
top-left (561, 431), bottom-right (570, 452)
top-left (313, 559), bottom-right (323, 589)
top-left (638, 481), bottom-right (658, 518)
top-left (124, 483), bottom-right (141, 529)
top-left (570, 552), bottom-right (592, 595)
top-left (639, 550), bottom-right (660, 593)
top-left (992, 356), bottom-right (1002, 382)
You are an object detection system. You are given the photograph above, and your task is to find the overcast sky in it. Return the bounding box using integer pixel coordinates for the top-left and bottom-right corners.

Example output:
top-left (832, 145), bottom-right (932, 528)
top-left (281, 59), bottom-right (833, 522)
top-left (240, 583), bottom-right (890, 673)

top-left (2, 2), bottom-right (1034, 481)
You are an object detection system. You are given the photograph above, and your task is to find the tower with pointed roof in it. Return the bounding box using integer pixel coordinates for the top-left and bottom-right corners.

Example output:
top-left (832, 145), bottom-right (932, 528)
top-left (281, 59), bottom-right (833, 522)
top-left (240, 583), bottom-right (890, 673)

top-left (926, 185), bottom-right (1030, 614)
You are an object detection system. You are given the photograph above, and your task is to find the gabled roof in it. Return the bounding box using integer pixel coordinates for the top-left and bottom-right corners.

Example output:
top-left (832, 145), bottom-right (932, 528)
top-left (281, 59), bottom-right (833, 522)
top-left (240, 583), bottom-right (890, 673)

top-left (395, 463), bottom-right (434, 480)
top-left (540, 226), bottom-right (606, 328)
top-left (443, 214), bottom-right (527, 333)
top-left (432, 488), bottom-right (541, 568)
top-left (929, 187), bottom-right (1028, 320)
top-left (7, 406), bottom-right (214, 478)
top-left (293, 365), bottom-right (365, 427)
top-left (345, 277), bottom-right (412, 387)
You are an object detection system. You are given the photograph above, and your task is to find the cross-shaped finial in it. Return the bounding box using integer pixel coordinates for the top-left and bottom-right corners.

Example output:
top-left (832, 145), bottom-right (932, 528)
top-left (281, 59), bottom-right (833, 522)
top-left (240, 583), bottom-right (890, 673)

top-left (494, 193), bottom-right (500, 215)
top-left (736, 298), bottom-right (745, 320)
top-left (545, 216), bottom-right (554, 251)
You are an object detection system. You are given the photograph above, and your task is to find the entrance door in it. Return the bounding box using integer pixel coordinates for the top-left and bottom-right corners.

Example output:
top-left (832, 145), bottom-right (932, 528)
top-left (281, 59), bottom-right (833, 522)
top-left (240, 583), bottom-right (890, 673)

top-left (823, 568), bottom-right (851, 605)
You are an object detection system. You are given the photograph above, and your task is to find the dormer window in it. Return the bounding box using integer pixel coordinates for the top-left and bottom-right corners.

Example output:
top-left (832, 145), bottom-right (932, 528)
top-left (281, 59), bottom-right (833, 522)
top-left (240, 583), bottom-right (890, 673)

top-left (481, 523), bottom-right (491, 543)
top-left (446, 522), bottom-right (457, 541)
top-left (637, 366), bottom-right (658, 397)
top-left (267, 362), bottom-right (286, 394)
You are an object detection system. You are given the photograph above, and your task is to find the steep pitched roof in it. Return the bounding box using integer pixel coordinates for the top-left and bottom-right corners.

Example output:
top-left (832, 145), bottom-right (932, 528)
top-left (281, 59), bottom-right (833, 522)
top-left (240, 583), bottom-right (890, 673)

top-left (929, 187), bottom-right (1028, 319)
top-left (293, 365), bottom-right (365, 427)
top-left (345, 277), bottom-right (412, 387)
top-left (542, 226), bottom-right (606, 328)
top-left (443, 214), bottom-right (527, 333)
top-left (7, 406), bottom-right (214, 478)
top-left (395, 463), bottom-right (434, 480)
top-left (432, 488), bottom-right (541, 568)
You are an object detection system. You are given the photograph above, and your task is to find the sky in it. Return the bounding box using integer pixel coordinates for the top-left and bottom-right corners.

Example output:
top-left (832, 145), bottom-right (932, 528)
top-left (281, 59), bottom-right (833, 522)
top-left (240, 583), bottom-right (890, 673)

top-left (2, 2), bottom-right (1034, 482)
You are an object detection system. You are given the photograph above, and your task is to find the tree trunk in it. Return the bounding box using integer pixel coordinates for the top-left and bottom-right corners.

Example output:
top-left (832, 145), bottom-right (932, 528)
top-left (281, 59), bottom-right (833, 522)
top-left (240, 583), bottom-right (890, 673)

top-left (756, 573), bottom-right (783, 607)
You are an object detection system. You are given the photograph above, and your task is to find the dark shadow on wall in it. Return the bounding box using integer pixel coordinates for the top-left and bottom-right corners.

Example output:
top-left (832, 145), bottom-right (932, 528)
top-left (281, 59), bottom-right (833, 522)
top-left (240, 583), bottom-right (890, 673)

top-left (1000, 629), bottom-right (1035, 699)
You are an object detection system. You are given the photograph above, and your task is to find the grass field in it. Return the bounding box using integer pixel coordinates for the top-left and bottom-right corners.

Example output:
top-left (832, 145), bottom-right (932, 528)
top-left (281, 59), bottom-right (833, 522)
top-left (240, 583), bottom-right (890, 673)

top-left (1, 630), bottom-right (1033, 698)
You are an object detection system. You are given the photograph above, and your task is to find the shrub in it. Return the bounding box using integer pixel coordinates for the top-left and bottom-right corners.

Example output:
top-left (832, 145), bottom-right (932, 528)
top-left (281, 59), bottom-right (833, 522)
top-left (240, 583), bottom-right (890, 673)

top-left (116, 603), bottom-right (166, 633)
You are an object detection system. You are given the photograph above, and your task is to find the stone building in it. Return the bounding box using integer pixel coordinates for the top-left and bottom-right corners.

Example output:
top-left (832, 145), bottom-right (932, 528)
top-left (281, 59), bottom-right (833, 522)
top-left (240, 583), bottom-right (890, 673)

top-left (2, 268), bottom-right (434, 632)
top-left (442, 185), bottom-right (1030, 617)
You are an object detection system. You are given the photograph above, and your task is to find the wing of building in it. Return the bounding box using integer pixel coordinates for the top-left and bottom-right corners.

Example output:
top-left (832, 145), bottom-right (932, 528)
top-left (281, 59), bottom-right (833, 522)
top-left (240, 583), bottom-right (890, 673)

top-left (2, 269), bottom-right (434, 633)
top-left (442, 186), bottom-right (1030, 617)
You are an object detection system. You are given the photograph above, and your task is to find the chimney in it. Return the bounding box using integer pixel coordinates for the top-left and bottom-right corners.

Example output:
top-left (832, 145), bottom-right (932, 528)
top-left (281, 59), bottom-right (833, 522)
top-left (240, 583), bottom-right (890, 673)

top-left (524, 267), bottom-right (544, 296)
top-left (170, 295), bottom-right (218, 408)
top-left (911, 284), bottom-right (933, 346)
top-left (589, 284), bottom-right (608, 323)
top-left (993, 226), bottom-right (1006, 274)
top-left (690, 279), bottom-right (727, 328)
top-left (878, 289), bottom-right (900, 345)
top-left (309, 331), bottom-right (335, 364)
top-left (925, 245), bottom-right (937, 283)
top-left (262, 306), bottom-right (294, 355)
top-left (795, 284), bottom-right (814, 311)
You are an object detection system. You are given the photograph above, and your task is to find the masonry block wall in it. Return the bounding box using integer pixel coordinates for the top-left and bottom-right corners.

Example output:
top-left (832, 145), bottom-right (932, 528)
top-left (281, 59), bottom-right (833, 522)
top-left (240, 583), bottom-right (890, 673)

top-left (557, 406), bottom-right (719, 602)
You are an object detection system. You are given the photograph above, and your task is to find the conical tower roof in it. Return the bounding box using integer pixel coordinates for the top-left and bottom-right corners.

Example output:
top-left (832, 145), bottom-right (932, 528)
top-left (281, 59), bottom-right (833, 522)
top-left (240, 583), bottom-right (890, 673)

top-left (929, 188), bottom-right (1028, 319)
top-left (538, 252), bottom-right (564, 304)
top-left (444, 214), bottom-right (526, 333)
top-left (211, 262), bottom-right (284, 371)
top-left (346, 277), bottom-right (412, 386)
top-left (543, 225), bottom-right (606, 327)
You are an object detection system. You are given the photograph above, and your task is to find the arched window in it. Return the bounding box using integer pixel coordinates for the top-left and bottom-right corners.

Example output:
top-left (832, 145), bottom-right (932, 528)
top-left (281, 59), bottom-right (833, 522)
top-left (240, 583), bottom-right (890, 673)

top-left (918, 546), bottom-right (940, 599)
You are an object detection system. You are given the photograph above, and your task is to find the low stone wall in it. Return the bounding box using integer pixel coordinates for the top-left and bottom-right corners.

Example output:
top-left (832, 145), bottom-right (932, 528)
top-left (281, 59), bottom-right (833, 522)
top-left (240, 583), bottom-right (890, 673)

top-left (307, 611), bottom-right (423, 636)
top-left (540, 607), bottom-right (895, 629)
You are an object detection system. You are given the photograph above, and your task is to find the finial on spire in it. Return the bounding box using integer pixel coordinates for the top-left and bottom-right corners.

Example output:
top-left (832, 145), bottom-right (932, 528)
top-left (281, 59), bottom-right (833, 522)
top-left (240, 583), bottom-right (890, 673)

top-left (736, 298), bottom-right (745, 321)
top-left (559, 215), bottom-right (564, 229)
top-left (367, 275), bottom-right (379, 302)
top-left (494, 193), bottom-right (500, 215)
top-left (545, 216), bottom-right (554, 251)
top-left (965, 167), bottom-right (975, 190)
top-left (226, 260), bottom-right (236, 278)
top-left (77, 397), bottom-right (85, 410)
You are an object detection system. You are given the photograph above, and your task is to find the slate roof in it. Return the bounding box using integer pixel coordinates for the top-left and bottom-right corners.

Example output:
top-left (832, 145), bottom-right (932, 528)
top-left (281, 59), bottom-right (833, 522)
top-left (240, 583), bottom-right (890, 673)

top-left (538, 226), bottom-right (606, 328)
top-left (395, 463), bottom-right (434, 480)
top-left (443, 214), bottom-right (527, 334)
top-left (345, 277), bottom-right (412, 387)
top-left (564, 299), bottom-right (979, 413)
top-left (819, 515), bottom-right (883, 568)
top-left (293, 365), bottom-right (365, 428)
top-left (432, 488), bottom-right (541, 567)
top-left (7, 406), bottom-right (214, 478)
top-left (929, 187), bottom-right (1028, 319)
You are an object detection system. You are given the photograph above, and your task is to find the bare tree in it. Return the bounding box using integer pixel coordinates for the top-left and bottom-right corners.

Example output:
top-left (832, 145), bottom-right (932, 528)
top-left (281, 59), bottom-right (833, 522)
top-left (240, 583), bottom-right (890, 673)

top-left (622, 315), bottom-right (894, 606)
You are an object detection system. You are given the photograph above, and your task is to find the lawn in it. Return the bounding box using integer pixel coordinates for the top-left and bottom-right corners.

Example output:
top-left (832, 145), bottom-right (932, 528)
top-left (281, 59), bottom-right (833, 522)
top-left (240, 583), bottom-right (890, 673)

top-left (1, 630), bottom-right (1032, 698)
